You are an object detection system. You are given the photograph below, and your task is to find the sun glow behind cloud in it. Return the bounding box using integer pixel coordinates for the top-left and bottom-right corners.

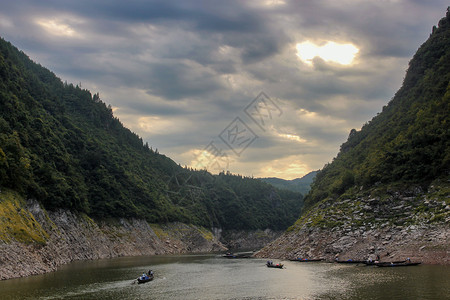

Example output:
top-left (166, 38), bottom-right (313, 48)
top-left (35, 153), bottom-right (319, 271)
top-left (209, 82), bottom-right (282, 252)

top-left (296, 41), bottom-right (359, 65)
top-left (278, 133), bottom-right (307, 143)
top-left (259, 155), bottom-right (310, 180)
top-left (263, 0), bottom-right (286, 6)
top-left (36, 19), bottom-right (78, 37)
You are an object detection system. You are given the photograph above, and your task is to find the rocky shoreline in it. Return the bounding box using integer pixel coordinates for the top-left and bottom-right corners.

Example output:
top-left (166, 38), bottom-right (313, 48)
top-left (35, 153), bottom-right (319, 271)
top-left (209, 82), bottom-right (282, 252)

top-left (256, 223), bottom-right (449, 264)
top-left (0, 199), bottom-right (226, 280)
top-left (219, 229), bottom-right (282, 250)
top-left (256, 186), bottom-right (449, 264)
top-left (0, 197), bottom-right (285, 281)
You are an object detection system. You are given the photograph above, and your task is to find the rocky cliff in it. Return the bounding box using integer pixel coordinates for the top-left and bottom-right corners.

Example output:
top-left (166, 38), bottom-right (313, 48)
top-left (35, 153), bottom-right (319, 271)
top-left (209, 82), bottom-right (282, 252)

top-left (256, 182), bottom-right (449, 264)
top-left (0, 190), bottom-right (225, 280)
top-left (219, 229), bottom-right (282, 250)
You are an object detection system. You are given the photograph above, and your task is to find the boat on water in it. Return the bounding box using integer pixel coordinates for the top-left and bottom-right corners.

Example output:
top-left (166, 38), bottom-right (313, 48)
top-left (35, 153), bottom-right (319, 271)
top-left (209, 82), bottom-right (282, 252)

top-left (266, 261), bottom-right (284, 269)
top-left (223, 253), bottom-right (237, 258)
top-left (136, 271), bottom-right (154, 284)
top-left (223, 252), bottom-right (252, 259)
top-left (137, 275), bottom-right (154, 284)
top-left (289, 258), bottom-right (323, 262)
top-left (335, 260), bottom-right (366, 264)
top-left (364, 260), bottom-right (406, 266)
top-left (375, 262), bottom-right (421, 267)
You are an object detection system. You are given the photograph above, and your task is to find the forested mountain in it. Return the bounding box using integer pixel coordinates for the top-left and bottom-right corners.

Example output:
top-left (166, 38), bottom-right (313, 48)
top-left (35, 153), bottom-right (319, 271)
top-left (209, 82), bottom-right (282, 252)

top-left (0, 38), bottom-right (302, 231)
top-left (260, 171), bottom-right (318, 195)
top-left (305, 8), bottom-right (450, 207)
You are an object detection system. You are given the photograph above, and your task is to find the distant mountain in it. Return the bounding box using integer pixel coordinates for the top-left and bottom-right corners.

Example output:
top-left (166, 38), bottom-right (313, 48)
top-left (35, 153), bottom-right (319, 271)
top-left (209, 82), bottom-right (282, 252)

top-left (260, 171), bottom-right (318, 195)
top-left (257, 8), bottom-right (450, 263)
top-left (0, 37), bottom-right (302, 232)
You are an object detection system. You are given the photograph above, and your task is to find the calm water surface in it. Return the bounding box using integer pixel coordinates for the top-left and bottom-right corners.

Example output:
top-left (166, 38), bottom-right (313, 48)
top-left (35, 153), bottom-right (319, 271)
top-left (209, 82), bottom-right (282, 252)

top-left (0, 254), bottom-right (448, 299)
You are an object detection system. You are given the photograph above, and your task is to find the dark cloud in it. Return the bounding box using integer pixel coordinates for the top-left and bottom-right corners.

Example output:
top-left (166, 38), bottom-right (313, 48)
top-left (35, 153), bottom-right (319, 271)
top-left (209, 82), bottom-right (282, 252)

top-left (1, 0), bottom-right (448, 179)
top-left (144, 62), bottom-right (224, 100)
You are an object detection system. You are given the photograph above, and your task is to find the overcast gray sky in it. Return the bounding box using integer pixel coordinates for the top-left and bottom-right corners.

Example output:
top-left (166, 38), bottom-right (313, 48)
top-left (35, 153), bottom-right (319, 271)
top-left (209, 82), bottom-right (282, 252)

top-left (1, 0), bottom-right (447, 179)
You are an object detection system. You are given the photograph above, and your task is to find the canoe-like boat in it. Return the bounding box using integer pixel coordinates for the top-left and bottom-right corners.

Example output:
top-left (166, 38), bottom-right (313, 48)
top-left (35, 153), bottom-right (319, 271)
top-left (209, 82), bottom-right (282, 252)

top-left (364, 260), bottom-right (406, 266)
top-left (266, 262), bottom-right (283, 268)
top-left (223, 253), bottom-right (237, 258)
top-left (289, 258), bottom-right (323, 262)
top-left (375, 262), bottom-right (421, 267)
top-left (335, 260), bottom-right (366, 264)
top-left (137, 274), bottom-right (154, 284)
top-left (223, 252), bottom-right (252, 259)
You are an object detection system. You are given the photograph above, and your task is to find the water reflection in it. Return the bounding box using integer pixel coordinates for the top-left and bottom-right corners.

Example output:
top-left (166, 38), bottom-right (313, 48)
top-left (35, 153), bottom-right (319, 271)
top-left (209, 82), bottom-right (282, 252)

top-left (0, 254), bottom-right (448, 299)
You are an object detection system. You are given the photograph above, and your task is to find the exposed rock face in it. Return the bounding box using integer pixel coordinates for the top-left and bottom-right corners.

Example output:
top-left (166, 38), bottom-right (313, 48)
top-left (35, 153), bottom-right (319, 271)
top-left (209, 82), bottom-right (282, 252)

top-left (0, 200), bottom-right (225, 280)
top-left (256, 223), bottom-right (448, 264)
top-left (220, 229), bottom-right (282, 250)
top-left (256, 186), bottom-right (449, 264)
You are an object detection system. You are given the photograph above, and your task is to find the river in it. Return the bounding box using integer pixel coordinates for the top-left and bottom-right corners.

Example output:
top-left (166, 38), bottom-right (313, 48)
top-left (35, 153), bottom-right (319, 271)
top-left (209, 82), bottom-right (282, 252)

top-left (0, 254), bottom-right (448, 299)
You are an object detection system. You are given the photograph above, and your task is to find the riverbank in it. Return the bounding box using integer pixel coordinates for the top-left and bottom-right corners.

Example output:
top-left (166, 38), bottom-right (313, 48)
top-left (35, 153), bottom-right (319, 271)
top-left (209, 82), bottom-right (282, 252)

top-left (256, 222), bottom-right (449, 264)
top-left (256, 185), bottom-right (450, 264)
top-left (0, 190), bottom-right (283, 280)
top-left (0, 191), bottom-right (227, 280)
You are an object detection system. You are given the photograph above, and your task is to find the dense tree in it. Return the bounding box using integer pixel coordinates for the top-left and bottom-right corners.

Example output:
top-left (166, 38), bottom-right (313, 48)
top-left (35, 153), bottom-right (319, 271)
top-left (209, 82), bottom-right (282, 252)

top-left (0, 38), bottom-right (303, 231)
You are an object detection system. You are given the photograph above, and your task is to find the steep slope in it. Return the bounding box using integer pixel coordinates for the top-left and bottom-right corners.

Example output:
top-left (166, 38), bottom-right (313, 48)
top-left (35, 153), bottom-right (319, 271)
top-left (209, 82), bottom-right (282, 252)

top-left (0, 37), bottom-right (302, 233)
top-left (260, 170), bottom-right (318, 195)
top-left (257, 8), bottom-right (450, 264)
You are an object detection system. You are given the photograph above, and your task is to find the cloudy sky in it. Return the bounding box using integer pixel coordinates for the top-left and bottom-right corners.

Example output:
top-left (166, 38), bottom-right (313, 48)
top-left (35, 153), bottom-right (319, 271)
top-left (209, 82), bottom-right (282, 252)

top-left (1, 1), bottom-right (447, 179)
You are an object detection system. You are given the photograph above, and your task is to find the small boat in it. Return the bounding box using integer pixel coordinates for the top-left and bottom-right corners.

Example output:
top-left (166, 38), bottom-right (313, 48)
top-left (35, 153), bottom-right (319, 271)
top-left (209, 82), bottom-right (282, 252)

top-left (137, 273), bottom-right (154, 284)
top-left (266, 261), bottom-right (283, 269)
top-left (375, 262), bottom-right (421, 267)
top-left (223, 253), bottom-right (237, 258)
top-left (335, 259), bottom-right (366, 264)
top-left (223, 252), bottom-right (252, 259)
top-left (289, 258), bottom-right (323, 262)
top-left (364, 260), bottom-right (406, 266)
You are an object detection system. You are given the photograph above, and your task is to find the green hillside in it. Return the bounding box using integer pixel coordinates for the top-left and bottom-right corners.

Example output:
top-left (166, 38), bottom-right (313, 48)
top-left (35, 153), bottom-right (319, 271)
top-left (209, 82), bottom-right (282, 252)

top-left (305, 8), bottom-right (450, 207)
top-left (0, 38), bottom-right (302, 231)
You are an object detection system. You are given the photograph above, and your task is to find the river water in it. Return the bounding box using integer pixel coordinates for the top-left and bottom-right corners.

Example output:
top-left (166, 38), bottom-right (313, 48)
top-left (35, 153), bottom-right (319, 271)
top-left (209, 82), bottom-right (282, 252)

top-left (0, 254), bottom-right (448, 300)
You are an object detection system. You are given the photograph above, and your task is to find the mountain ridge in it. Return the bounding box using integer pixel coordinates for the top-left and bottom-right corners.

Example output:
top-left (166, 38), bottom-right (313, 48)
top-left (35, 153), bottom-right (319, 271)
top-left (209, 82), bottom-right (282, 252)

top-left (259, 170), bottom-right (318, 195)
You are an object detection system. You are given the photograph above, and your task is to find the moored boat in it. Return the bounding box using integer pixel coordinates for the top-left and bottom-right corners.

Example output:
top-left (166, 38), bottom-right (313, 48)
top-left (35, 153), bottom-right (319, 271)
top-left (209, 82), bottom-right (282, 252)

top-left (375, 262), bottom-right (421, 267)
top-left (335, 260), bottom-right (366, 264)
top-left (289, 258), bottom-right (323, 262)
top-left (223, 253), bottom-right (237, 258)
top-left (223, 252), bottom-right (252, 259)
top-left (364, 260), bottom-right (406, 266)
